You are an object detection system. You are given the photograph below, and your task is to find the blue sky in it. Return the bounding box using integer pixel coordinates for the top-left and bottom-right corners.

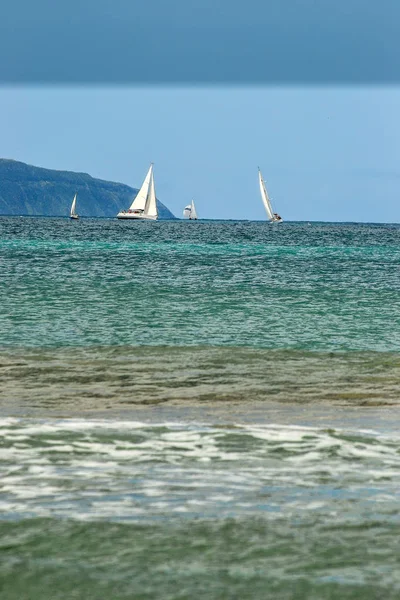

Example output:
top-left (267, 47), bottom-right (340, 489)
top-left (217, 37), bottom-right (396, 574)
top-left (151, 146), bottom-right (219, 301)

top-left (0, 86), bottom-right (398, 222)
top-left (1, 0), bottom-right (395, 83)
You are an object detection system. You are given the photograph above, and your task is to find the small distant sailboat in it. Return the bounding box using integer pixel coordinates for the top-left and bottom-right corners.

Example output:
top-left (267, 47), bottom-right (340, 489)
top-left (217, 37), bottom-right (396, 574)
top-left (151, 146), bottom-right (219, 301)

top-left (117, 164), bottom-right (158, 220)
top-left (183, 200), bottom-right (198, 220)
top-left (70, 193), bottom-right (79, 220)
top-left (258, 168), bottom-right (282, 223)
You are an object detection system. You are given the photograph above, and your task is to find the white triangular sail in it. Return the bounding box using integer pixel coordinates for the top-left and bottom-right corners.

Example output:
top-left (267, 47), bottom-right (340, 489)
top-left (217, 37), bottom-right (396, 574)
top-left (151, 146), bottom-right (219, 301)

top-left (129, 164), bottom-right (153, 211)
top-left (183, 200), bottom-right (198, 219)
top-left (144, 168), bottom-right (158, 218)
top-left (70, 193), bottom-right (77, 217)
top-left (190, 200), bottom-right (198, 220)
top-left (258, 169), bottom-right (274, 220)
top-left (117, 163), bottom-right (158, 220)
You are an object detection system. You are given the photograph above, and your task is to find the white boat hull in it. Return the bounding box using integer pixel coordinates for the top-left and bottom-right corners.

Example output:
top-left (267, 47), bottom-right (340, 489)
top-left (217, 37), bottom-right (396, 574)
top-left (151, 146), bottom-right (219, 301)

top-left (70, 215), bottom-right (79, 220)
top-left (117, 212), bottom-right (157, 220)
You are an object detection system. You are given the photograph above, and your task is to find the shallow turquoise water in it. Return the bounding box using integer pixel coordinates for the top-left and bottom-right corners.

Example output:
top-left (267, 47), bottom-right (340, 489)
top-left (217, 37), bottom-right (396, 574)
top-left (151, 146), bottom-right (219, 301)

top-left (1, 217), bottom-right (400, 599)
top-left (1, 218), bottom-right (400, 350)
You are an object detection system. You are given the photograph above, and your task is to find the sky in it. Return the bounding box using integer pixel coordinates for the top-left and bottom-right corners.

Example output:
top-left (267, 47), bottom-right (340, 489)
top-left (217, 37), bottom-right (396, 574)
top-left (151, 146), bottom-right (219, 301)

top-left (0, 85), bottom-right (399, 222)
top-left (0, 0), bottom-right (396, 83)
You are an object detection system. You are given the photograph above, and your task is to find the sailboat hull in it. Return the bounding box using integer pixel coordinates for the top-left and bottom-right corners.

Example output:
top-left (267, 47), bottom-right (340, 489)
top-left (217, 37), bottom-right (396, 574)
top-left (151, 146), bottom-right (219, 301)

top-left (70, 215), bottom-right (79, 220)
top-left (117, 212), bottom-right (157, 220)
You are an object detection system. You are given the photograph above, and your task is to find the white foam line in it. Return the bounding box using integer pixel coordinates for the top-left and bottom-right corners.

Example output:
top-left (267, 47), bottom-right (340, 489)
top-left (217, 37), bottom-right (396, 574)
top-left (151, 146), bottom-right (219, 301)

top-left (0, 418), bottom-right (388, 445)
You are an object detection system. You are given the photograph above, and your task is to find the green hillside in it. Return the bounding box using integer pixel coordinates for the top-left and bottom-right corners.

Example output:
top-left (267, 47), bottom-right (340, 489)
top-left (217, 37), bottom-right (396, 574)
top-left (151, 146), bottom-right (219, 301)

top-left (0, 159), bottom-right (176, 219)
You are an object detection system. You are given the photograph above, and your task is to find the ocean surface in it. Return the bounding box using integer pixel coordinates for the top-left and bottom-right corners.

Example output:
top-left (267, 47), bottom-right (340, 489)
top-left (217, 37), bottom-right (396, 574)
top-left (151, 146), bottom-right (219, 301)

top-left (1, 217), bottom-right (400, 599)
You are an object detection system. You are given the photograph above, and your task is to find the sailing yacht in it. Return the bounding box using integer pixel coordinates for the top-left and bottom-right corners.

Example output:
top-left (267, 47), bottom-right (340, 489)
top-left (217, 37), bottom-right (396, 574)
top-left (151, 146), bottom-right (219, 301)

top-left (117, 164), bottom-right (158, 220)
top-left (258, 168), bottom-right (282, 222)
top-left (183, 200), bottom-right (198, 220)
top-left (70, 193), bottom-right (79, 220)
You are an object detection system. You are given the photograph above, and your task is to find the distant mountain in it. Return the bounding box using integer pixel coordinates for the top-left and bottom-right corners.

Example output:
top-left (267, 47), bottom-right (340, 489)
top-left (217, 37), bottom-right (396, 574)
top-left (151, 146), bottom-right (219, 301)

top-left (0, 159), bottom-right (176, 219)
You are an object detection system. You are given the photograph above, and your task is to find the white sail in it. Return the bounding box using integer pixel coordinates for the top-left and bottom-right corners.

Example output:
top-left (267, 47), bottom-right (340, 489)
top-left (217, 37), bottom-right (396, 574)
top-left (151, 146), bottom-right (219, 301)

top-left (190, 200), bottom-right (198, 220)
top-left (70, 193), bottom-right (77, 217)
top-left (183, 200), bottom-right (198, 219)
top-left (129, 164), bottom-right (153, 211)
top-left (258, 170), bottom-right (274, 221)
top-left (144, 168), bottom-right (158, 218)
top-left (117, 163), bottom-right (158, 220)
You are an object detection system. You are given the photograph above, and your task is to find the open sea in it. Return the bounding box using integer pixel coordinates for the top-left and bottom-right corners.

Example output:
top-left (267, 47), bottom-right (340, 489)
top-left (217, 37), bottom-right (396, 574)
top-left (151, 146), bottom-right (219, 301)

top-left (1, 216), bottom-right (400, 599)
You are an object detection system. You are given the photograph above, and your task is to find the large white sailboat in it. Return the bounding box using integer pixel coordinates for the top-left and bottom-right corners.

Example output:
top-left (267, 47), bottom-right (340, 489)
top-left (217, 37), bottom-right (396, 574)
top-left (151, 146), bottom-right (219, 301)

top-left (258, 168), bottom-right (282, 223)
top-left (70, 193), bottom-right (79, 220)
top-left (117, 164), bottom-right (158, 220)
top-left (183, 200), bottom-right (198, 220)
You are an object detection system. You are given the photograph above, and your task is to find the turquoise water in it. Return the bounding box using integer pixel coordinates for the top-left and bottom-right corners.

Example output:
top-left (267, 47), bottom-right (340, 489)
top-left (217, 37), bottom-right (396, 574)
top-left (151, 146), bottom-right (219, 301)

top-left (1, 218), bottom-right (400, 350)
top-left (1, 217), bottom-right (400, 599)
